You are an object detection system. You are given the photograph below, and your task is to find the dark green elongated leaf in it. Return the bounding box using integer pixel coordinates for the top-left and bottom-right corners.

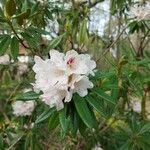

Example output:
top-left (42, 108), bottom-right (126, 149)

top-left (7, 132), bottom-right (24, 150)
top-left (24, 133), bottom-right (30, 150)
top-left (91, 71), bottom-right (114, 80)
top-left (86, 95), bottom-right (106, 117)
top-left (35, 107), bottom-right (55, 124)
top-left (78, 117), bottom-right (87, 136)
top-left (140, 123), bottom-right (150, 134)
top-left (0, 7), bottom-right (5, 18)
top-left (5, 0), bottom-right (16, 17)
top-left (45, 9), bottom-right (53, 20)
top-left (130, 59), bottom-right (150, 66)
top-left (0, 35), bottom-right (11, 55)
top-left (78, 19), bottom-right (88, 44)
top-left (0, 134), bottom-right (4, 150)
top-left (59, 107), bottom-right (71, 138)
top-left (15, 9), bottom-right (31, 19)
top-left (73, 94), bottom-right (96, 128)
top-left (2, 71), bottom-right (12, 85)
top-left (27, 26), bottom-right (49, 35)
top-left (127, 76), bottom-right (143, 97)
top-left (16, 91), bottom-right (40, 100)
top-left (21, 0), bottom-right (28, 12)
top-left (24, 29), bottom-right (40, 43)
top-left (47, 33), bottom-right (65, 49)
top-left (0, 17), bottom-right (7, 23)
top-left (110, 0), bottom-right (117, 15)
top-left (94, 88), bottom-right (115, 104)
top-left (11, 36), bottom-right (19, 60)
top-left (111, 78), bottom-right (118, 102)
top-left (49, 112), bottom-right (59, 131)
top-left (21, 32), bottom-right (38, 48)
top-left (70, 110), bottom-right (80, 137)
top-left (31, 2), bottom-right (39, 14)
top-left (89, 105), bottom-right (98, 128)
top-left (119, 142), bottom-right (132, 150)
top-left (138, 139), bottom-right (150, 150)
top-left (59, 107), bottom-right (70, 132)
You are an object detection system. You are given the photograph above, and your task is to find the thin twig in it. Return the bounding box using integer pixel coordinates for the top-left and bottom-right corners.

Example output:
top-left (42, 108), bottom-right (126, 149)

top-left (96, 26), bottom-right (128, 63)
top-left (5, 83), bottom-right (21, 106)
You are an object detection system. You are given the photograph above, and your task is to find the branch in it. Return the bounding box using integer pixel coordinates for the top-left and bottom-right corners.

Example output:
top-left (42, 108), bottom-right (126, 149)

top-left (7, 20), bottom-right (29, 49)
top-left (96, 26), bottom-right (128, 63)
top-left (7, 20), bottom-right (37, 55)
top-left (89, 0), bottom-right (105, 8)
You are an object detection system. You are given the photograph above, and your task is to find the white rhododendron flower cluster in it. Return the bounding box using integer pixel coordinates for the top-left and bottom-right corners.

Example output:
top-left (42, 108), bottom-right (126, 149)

top-left (12, 101), bottom-right (36, 116)
top-left (130, 4), bottom-right (150, 21)
top-left (32, 50), bottom-right (96, 110)
top-left (0, 54), bottom-right (10, 65)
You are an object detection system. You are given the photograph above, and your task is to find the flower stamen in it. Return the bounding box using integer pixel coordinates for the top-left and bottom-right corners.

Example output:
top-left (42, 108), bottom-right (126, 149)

top-left (67, 57), bottom-right (75, 65)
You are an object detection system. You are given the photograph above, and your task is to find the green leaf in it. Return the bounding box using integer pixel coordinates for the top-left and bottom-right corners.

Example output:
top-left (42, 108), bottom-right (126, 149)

top-left (119, 142), bottom-right (132, 150)
top-left (2, 71), bottom-right (12, 85)
top-left (59, 107), bottom-right (71, 138)
top-left (130, 59), bottom-right (150, 66)
top-left (11, 36), bottom-right (19, 60)
top-left (59, 107), bottom-right (70, 132)
top-left (7, 132), bottom-right (24, 150)
top-left (111, 78), bottom-right (118, 102)
top-left (73, 94), bottom-right (96, 128)
top-left (47, 33), bottom-right (65, 49)
top-left (27, 26), bottom-right (49, 35)
top-left (0, 35), bottom-right (11, 55)
top-left (31, 2), bottom-right (39, 14)
top-left (78, 19), bottom-right (88, 44)
top-left (15, 9), bottom-right (31, 19)
top-left (21, 0), bottom-right (28, 12)
top-left (128, 21), bottom-right (139, 34)
top-left (91, 71), bottom-right (115, 80)
top-left (0, 134), bottom-right (4, 150)
top-left (140, 122), bottom-right (150, 134)
top-left (94, 88), bottom-right (115, 104)
top-left (110, 0), bottom-right (117, 15)
top-left (21, 32), bottom-right (38, 48)
top-left (78, 117), bottom-right (87, 136)
top-left (5, 0), bottom-right (16, 17)
top-left (48, 112), bottom-right (59, 131)
top-left (35, 107), bottom-right (55, 124)
top-left (86, 95), bottom-right (106, 117)
top-left (15, 9), bottom-right (31, 25)
top-left (70, 110), bottom-right (80, 137)
top-left (0, 17), bottom-right (7, 23)
top-left (16, 91), bottom-right (40, 100)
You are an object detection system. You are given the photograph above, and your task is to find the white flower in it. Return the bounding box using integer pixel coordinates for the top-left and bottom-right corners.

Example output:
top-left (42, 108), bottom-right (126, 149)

top-left (17, 56), bottom-right (29, 63)
top-left (33, 55), bottom-right (67, 92)
top-left (64, 50), bottom-right (96, 75)
top-left (133, 101), bottom-right (141, 113)
top-left (32, 50), bottom-right (96, 110)
top-left (131, 99), bottom-right (141, 113)
top-left (0, 54), bottom-right (10, 65)
top-left (92, 145), bottom-right (103, 150)
top-left (18, 63), bottom-right (28, 75)
top-left (69, 75), bottom-right (93, 98)
top-left (130, 4), bottom-right (150, 21)
top-left (12, 101), bottom-right (36, 116)
top-left (40, 84), bottom-right (69, 110)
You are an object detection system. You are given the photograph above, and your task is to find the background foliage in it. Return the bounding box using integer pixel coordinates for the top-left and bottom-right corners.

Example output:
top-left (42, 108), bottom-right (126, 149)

top-left (0, 0), bottom-right (150, 149)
